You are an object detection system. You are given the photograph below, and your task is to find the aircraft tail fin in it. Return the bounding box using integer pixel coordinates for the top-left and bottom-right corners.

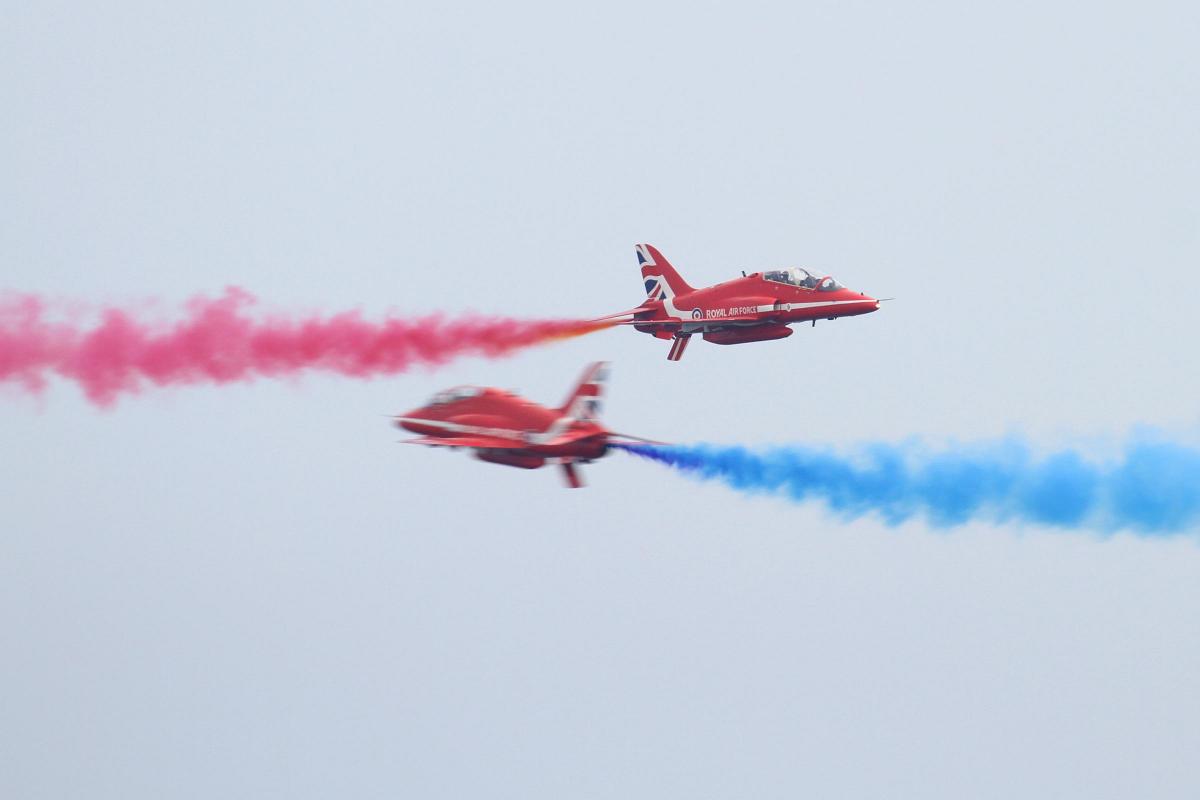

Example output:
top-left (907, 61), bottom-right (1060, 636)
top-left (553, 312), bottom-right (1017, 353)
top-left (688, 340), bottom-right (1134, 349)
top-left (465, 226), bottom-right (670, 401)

top-left (637, 243), bottom-right (694, 300)
top-left (559, 361), bottom-right (608, 421)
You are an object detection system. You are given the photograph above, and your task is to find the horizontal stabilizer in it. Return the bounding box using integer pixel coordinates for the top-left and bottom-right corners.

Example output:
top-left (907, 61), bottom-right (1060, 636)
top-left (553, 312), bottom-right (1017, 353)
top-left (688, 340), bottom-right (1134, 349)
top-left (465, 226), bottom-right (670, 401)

top-left (610, 317), bottom-right (681, 326)
top-left (591, 304), bottom-right (659, 323)
top-left (607, 432), bottom-right (668, 446)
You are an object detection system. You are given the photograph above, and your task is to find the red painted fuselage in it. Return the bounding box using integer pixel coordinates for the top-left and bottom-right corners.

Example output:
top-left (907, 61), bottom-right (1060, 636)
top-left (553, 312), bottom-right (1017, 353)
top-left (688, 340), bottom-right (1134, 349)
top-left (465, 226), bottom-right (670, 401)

top-left (618, 244), bottom-right (880, 360)
top-left (393, 363), bottom-right (638, 487)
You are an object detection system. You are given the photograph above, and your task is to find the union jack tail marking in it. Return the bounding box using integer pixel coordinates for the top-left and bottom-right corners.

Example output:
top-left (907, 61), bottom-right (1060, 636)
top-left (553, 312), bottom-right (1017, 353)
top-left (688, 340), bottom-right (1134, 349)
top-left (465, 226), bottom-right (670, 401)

top-left (637, 243), bottom-right (694, 300)
top-left (559, 361), bottom-right (608, 421)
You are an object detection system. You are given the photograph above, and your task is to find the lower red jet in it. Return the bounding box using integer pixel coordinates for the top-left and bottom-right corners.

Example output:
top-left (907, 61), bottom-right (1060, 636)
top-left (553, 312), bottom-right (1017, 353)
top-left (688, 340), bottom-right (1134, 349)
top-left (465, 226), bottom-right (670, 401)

top-left (609, 243), bottom-right (881, 360)
top-left (393, 362), bottom-right (651, 488)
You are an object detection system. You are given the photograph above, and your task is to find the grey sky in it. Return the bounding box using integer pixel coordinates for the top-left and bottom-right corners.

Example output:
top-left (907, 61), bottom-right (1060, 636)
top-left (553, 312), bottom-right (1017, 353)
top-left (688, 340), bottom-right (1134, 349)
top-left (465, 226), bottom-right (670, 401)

top-left (3, 1), bottom-right (1199, 797)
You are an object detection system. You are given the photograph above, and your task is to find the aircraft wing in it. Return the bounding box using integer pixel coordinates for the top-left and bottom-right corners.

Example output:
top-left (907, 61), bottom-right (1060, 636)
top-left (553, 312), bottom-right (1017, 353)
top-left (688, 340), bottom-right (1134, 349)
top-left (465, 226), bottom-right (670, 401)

top-left (400, 435), bottom-right (527, 449)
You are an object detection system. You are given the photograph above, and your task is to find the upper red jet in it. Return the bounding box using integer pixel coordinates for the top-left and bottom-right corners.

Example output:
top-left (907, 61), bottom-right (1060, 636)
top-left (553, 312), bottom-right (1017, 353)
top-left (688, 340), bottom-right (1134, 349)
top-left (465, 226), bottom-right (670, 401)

top-left (610, 243), bottom-right (881, 360)
top-left (393, 362), bottom-right (650, 488)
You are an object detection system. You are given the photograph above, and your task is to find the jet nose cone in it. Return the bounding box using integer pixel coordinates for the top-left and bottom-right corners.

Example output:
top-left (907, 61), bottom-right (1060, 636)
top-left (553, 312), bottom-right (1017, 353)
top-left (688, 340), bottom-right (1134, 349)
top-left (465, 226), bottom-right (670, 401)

top-left (394, 408), bottom-right (429, 433)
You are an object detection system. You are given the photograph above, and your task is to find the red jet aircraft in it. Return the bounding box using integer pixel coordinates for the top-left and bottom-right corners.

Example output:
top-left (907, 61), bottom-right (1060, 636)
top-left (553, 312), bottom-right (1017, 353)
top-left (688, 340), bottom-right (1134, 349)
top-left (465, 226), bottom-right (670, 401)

top-left (393, 362), bottom-right (651, 488)
top-left (608, 243), bottom-right (881, 360)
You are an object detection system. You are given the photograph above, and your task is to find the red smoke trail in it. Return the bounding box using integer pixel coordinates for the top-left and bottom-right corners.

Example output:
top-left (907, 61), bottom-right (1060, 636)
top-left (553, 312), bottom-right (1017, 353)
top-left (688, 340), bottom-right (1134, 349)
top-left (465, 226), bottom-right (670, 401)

top-left (0, 288), bottom-right (613, 407)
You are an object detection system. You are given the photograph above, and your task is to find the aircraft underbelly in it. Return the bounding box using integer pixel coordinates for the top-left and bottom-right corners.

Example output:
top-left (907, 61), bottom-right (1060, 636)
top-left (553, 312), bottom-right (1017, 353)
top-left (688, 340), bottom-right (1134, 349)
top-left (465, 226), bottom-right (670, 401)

top-left (474, 449), bottom-right (545, 469)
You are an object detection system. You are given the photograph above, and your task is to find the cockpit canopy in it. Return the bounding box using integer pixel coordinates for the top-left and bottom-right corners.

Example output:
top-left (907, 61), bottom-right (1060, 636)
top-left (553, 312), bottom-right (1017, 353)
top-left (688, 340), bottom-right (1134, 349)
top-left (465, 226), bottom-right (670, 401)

top-left (762, 268), bottom-right (842, 291)
top-left (428, 386), bottom-right (482, 406)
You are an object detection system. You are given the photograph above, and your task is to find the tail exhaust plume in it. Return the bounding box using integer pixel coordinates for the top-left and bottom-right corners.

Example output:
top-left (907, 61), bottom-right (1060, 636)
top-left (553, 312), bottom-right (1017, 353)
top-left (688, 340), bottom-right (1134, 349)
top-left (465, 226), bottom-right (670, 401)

top-left (615, 440), bottom-right (1200, 534)
top-left (0, 289), bottom-right (613, 406)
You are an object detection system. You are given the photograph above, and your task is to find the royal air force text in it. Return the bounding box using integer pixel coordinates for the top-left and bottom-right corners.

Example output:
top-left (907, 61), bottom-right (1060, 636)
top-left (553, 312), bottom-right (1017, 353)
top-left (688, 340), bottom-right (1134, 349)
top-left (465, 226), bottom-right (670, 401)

top-left (705, 306), bottom-right (759, 319)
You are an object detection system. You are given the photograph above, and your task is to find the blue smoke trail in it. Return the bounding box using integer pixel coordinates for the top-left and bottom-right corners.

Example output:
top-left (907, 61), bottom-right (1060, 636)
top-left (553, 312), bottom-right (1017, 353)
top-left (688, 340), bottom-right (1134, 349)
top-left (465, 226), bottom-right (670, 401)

top-left (614, 439), bottom-right (1200, 534)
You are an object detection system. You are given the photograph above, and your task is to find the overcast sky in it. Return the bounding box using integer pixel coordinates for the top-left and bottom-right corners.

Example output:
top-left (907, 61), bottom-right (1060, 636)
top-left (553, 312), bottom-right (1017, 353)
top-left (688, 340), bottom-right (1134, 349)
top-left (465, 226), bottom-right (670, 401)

top-left (3, 1), bottom-right (1199, 797)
